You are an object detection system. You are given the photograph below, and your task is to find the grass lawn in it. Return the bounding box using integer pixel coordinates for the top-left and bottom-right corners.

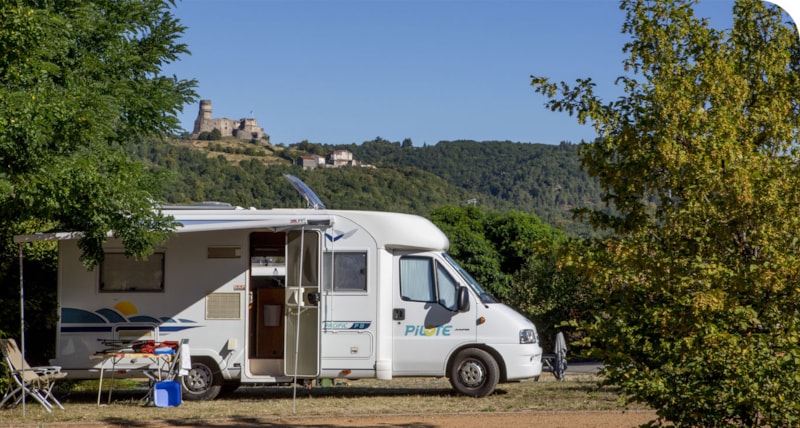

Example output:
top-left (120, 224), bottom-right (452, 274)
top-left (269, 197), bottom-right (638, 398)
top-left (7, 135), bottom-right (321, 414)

top-left (0, 374), bottom-right (651, 426)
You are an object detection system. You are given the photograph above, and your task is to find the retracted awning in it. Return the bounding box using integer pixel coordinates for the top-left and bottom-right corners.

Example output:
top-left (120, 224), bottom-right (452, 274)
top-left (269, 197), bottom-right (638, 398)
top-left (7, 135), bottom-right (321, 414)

top-left (12, 217), bottom-right (334, 243)
top-left (13, 232), bottom-right (85, 244)
top-left (173, 217), bottom-right (333, 233)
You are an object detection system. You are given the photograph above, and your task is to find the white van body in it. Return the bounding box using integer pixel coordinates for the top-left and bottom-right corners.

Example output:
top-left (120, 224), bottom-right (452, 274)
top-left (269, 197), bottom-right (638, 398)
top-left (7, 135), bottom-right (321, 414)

top-left (48, 197), bottom-right (543, 398)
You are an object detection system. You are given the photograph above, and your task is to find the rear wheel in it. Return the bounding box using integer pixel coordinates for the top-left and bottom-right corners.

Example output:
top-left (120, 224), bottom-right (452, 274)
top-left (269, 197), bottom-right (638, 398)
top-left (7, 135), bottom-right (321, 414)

top-left (180, 357), bottom-right (223, 401)
top-left (448, 348), bottom-right (500, 397)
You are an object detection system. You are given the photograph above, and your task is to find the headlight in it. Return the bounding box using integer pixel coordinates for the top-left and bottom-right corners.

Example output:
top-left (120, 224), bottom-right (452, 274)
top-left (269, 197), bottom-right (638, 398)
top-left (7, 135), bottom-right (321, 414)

top-left (519, 329), bottom-right (537, 344)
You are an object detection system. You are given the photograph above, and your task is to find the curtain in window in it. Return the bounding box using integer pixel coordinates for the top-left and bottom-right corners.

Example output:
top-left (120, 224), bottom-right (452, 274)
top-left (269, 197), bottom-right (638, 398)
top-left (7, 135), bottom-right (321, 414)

top-left (400, 258), bottom-right (435, 302)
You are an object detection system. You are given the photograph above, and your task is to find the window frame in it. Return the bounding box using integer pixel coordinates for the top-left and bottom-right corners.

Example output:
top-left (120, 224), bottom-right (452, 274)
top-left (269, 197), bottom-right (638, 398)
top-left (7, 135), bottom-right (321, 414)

top-left (399, 255), bottom-right (459, 311)
top-left (323, 251), bottom-right (368, 293)
top-left (99, 251), bottom-right (166, 293)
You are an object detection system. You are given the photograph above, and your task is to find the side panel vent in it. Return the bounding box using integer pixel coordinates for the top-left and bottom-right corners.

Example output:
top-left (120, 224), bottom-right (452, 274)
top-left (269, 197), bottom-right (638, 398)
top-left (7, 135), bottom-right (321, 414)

top-left (206, 292), bottom-right (241, 320)
top-left (208, 246), bottom-right (241, 259)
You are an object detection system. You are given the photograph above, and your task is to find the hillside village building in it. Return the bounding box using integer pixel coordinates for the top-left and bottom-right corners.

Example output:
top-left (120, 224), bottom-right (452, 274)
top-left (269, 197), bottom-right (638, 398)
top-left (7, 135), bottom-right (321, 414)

top-left (329, 150), bottom-right (355, 167)
top-left (298, 155), bottom-right (326, 169)
top-left (298, 150), bottom-right (370, 170)
top-left (191, 99), bottom-right (268, 142)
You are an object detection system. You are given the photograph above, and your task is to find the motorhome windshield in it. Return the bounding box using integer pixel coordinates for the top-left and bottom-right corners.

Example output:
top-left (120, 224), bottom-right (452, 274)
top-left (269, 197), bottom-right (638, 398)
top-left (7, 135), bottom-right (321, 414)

top-left (442, 253), bottom-right (498, 304)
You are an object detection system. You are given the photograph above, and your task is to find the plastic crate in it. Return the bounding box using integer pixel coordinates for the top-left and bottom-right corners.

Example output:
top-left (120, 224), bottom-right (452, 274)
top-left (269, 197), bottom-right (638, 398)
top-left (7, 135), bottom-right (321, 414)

top-left (153, 381), bottom-right (181, 407)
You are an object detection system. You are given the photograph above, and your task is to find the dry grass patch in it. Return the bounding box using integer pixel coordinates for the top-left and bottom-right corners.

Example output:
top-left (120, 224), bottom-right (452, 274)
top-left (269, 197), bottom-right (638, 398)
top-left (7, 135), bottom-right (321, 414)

top-left (0, 374), bottom-right (648, 426)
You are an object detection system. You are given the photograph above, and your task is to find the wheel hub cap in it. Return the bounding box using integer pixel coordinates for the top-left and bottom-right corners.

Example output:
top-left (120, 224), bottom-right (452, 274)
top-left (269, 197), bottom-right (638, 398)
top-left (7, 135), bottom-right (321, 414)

top-left (459, 359), bottom-right (486, 387)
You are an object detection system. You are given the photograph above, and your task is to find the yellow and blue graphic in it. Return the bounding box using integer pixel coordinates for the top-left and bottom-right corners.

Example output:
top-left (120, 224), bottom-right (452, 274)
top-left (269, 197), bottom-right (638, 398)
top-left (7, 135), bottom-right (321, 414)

top-left (60, 302), bottom-right (200, 333)
top-left (404, 325), bottom-right (452, 336)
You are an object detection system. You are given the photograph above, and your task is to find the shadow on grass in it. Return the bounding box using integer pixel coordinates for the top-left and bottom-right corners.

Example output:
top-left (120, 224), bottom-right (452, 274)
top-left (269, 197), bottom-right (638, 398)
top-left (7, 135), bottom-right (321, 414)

top-left (97, 417), bottom-right (440, 428)
top-left (52, 385), bottom-right (458, 427)
top-left (60, 383), bottom-right (511, 405)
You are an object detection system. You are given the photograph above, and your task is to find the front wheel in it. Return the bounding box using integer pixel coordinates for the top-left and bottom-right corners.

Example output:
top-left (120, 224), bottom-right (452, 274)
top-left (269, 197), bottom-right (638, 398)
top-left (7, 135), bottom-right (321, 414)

top-left (180, 357), bottom-right (223, 401)
top-left (448, 348), bottom-right (500, 397)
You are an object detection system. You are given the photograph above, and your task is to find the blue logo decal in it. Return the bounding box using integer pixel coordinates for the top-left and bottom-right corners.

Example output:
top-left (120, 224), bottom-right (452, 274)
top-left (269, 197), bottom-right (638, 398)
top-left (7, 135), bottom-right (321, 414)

top-left (323, 321), bottom-right (372, 330)
top-left (325, 229), bottom-right (356, 242)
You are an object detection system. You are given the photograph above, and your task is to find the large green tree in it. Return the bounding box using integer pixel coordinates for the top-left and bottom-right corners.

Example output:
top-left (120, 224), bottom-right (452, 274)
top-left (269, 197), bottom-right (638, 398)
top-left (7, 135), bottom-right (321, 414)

top-left (0, 0), bottom-right (196, 267)
top-left (0, 0), bottom-right (195, 360)
top-left (532, 0), bottom-right (800, 425)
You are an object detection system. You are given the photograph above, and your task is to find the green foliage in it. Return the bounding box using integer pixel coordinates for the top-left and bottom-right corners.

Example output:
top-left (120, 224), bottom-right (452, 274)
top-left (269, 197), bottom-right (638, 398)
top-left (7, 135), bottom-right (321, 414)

top-left (533, 0), bottom-right (800, 425)
top-left (140, 137), bottom-right (604, 238)
top-left (0, 0), bottom-right (197, 268)
top-left (197, 128), bottom-right (223, 141)
top-left (293, 140), bottom-right (328, 156)
top-left (429, 206), bottom-right (510, 297)
top-left (342, 139), bottom-right (604, 238)
top-left (429, 206), bottom-right (587, 351)
top-left (128, 138), bottom-right (478, 214)
top-left (0, 0), bottom-right (196, 362)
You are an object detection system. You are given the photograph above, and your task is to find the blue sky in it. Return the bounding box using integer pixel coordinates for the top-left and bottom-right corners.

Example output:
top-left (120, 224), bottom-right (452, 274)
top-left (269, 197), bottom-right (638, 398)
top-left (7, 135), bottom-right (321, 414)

top-left (163, 1), bottom-right (767, 146)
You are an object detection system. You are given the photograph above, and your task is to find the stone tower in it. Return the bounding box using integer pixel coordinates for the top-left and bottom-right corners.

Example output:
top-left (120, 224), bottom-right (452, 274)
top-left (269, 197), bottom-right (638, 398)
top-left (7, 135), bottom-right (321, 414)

top-left (192, 99), bottom-right (213, 135)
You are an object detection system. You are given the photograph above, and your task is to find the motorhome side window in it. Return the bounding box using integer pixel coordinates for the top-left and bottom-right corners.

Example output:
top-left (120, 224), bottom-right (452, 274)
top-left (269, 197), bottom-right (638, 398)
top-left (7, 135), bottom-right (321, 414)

top-left (100, 253), bottom-right (165, 292)
top-left (399, 256), bottom-right (458, 311)
top-left (323, 252), bottom-right (367, 292)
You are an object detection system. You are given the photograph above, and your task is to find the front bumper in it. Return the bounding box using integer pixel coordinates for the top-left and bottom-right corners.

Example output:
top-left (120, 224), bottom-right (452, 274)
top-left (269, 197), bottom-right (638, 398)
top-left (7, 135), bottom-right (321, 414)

top-left (491, 343), bottom-right (543, 381)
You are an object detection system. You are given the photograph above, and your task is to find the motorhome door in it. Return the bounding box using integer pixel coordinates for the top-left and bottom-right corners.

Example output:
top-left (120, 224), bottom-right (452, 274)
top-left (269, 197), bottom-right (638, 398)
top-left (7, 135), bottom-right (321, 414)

top-left (284, 230), bottom-right (321, 377)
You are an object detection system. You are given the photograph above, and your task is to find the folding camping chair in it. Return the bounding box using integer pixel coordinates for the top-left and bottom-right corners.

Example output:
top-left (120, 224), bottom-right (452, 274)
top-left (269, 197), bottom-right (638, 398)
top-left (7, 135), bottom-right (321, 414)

top-left (0, 338), bottom-right (67, 412)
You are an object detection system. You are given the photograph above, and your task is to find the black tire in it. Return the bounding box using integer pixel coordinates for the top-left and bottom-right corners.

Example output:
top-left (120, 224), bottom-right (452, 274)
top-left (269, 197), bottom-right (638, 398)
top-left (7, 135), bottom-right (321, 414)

top-left (448, 348), bottom-right (500, 397)
top-left (180, 356), bottom-right (223, 401)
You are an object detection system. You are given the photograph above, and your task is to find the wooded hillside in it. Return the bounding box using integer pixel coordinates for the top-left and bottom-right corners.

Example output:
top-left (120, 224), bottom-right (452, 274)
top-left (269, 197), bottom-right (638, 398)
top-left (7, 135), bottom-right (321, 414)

top-left (128, 137), bottom-right (604, 237)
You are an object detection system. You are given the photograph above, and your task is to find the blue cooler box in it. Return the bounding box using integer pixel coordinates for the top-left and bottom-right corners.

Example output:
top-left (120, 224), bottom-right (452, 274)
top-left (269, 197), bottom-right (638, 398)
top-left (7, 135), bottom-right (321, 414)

top-left (153, 381), bottom-right (181, 407)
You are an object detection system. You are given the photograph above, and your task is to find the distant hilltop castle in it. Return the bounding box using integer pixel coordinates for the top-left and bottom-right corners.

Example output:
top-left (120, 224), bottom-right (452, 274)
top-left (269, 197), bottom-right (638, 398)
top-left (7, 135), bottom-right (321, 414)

top-left (191, 99), bottom-right (268, 142)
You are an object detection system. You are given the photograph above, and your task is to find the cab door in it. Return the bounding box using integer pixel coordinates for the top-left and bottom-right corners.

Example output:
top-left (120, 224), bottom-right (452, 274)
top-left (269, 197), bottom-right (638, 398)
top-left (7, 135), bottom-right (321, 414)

top-left (392, 252), bottom-right (476, 375)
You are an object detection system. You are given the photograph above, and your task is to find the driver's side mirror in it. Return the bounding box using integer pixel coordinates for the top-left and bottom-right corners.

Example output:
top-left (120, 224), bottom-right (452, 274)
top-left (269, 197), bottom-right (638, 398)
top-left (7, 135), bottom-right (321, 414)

top-left (457, 286), bottom-right (470, 312)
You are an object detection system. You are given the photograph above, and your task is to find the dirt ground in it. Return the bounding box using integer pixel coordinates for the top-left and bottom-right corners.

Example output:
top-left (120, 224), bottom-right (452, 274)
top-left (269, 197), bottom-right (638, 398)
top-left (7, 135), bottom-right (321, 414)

top-left (1, 367), bottom-right (657, 427)
top-left (34, 411), bottom-right (657, 428)
top-left (224, 412), bottom-right (658, 427)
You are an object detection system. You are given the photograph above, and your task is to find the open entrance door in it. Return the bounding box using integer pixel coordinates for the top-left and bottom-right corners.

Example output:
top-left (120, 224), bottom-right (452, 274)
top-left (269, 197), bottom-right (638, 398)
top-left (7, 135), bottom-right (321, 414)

top-left (284, 230), bottom-right (320, 378)
top-left (248, 232), bottom-right (286, 376)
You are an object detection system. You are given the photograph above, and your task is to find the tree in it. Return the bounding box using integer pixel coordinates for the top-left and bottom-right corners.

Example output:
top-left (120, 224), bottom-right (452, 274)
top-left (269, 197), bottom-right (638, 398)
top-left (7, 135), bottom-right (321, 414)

top-left (429, 206), bottom-right (509, 298)
top-left (428, 205), bottom-right (588, 351)
top-left (0, 0), bottom-right (197, 268)
top-left (532, 0), bottom-right (800, 425)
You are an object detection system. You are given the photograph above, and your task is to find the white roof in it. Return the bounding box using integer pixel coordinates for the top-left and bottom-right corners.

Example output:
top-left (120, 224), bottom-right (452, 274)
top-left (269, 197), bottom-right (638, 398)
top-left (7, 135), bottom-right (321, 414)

top-left (15, 209), bottom-right (450, 252)
top-left (165, 208), bottom-right (449, 251)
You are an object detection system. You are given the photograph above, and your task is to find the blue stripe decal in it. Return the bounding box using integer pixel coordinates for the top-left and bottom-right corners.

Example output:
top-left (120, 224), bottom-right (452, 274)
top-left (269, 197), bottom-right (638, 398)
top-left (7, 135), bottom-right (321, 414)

top-left (158, 326), bottom-right (201, 332)
top-left (60, 325), bottom-right (200, 334)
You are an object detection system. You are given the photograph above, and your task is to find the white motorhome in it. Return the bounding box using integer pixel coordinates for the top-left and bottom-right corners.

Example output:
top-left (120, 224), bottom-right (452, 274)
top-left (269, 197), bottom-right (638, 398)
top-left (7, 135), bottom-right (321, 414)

top-left (43, 176), bottom-right (543, 399)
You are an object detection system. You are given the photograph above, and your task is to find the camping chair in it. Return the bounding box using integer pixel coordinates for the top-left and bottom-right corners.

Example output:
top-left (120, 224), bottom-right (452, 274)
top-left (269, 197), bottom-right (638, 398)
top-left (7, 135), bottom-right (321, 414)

top-left (0, 338), bottom-right (66, 412)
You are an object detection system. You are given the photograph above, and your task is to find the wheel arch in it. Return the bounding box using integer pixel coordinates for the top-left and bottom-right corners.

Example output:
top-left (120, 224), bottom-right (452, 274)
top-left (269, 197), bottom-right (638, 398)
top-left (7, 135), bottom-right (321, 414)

top-left (446, 344), bottom-right (508, 383)
top-left (180, 355), bottom-right (225, 401)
